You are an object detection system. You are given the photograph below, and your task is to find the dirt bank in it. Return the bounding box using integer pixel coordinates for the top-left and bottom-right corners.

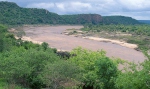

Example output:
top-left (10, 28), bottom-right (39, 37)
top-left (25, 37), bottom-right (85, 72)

top-left (83, 37), bottom-right (138, 49)
top-left (21, 25), bottom-right (146, 63)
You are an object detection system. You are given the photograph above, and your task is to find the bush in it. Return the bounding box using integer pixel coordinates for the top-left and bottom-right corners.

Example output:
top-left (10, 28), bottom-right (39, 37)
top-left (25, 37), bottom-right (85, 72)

top-left (69, 47), bottom-right (118, 89)
top-left (116, 60), bottom-right (150, 89)
top-left (39, 60), bottom-right (81, 89)
top-left (0, 47), bottom-right (59, 88)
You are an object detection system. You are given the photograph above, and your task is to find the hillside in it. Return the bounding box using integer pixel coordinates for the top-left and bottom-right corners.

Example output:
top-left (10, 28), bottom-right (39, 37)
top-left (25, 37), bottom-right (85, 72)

top-left (102, 16), bottom-right (141, 25)
top-left (0, 1), bottom-right (141, 25)
top-left (138, 20), bottom-right (150, 24)
top-left (0, 1), bottom-right (64, 25)
top-left (0, 1), bottom-right (103, 25)
top-left (61, 14), bottom-right (103, 24)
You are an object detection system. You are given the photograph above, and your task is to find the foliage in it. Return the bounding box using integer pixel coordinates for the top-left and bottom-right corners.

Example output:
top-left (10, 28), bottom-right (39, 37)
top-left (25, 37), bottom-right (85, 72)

top-left (139, 20), bottom-right (150, 24)
top-left (0, 47), bottom-right (60, 88)
top-left (40, 60), bottom-right (81, 89)
top-left (0, 2), bottom-right (142, 25)
top-left (0, 1), bottom-right (64, 25)
top-left (0, 23), bottom-right (150, 89)
top-left (0, 24), bottom-right (16, 52)
top-left (0, 2), bottom-right (103, 25)
top-left (115, 59), bottom-right (150, 89)
top-left (69, 47), bottom-right (118, 89)
top-left (81, 24), bottom-right (150, 50)
top-left (0, 24), bottom-right (7, 33)
top-left (102, 16), bottom-right (141, 25)
top-left (41, 42), bottom-right (49, 51)
top-left (0, 24), bottom-right (80, 89)
top-left (95, 57), bottom-right (117, 89)
top-left (0, 24), bottom-right (7, 52)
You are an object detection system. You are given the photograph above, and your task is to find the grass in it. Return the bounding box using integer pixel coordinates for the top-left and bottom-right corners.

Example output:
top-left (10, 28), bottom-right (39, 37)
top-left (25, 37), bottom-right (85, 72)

top-left (66, 24), bottom-right (150, 51)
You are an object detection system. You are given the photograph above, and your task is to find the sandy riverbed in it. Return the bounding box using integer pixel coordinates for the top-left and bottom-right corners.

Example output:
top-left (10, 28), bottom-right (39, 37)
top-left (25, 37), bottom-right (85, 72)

top-left (19, 25), bottom-right (146, 63)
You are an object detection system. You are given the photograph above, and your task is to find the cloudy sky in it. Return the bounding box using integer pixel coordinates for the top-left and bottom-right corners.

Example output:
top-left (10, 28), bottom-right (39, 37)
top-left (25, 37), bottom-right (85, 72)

top-left (1, 0), bottom-right (150, 20)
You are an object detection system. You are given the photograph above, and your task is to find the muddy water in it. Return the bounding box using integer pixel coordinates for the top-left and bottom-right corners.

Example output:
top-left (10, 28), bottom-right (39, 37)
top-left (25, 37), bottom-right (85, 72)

top-left (23, 25), bottom-right (146, 63)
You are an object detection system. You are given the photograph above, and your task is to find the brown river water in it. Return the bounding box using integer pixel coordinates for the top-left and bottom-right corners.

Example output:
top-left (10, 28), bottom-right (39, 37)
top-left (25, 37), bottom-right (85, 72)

top-left (22, 25), bottom-right (146, 63)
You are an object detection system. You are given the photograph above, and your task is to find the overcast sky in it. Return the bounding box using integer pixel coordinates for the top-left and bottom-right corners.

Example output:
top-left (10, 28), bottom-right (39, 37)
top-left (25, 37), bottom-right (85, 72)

top-left (1, 0), bottom-right (150, 20)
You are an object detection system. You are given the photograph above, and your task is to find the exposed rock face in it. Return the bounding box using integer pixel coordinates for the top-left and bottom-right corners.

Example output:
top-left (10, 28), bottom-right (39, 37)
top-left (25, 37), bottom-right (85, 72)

top-left (76, 14), bottom-right (103, 24)
top-left (61, 14), bottom-right (103, 24)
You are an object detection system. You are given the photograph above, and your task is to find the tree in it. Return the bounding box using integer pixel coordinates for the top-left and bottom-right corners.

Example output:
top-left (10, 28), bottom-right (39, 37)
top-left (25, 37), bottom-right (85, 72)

top-left (95, 57), bottom-right (117, 89)
top-left (41, 42), bottom-right (49, 51)
top-left (0, 47), bottom-right (60, 88)
top-left (39, 60), bottom-right (81, 89)
top-left (69, 47), bottom-right (118, 89)
top-left (0, 24), bottom-right (7, 52)
top-left (0, 39), bottom-right (3, 52)
top-left (115, 54), bottom-right (150, 89)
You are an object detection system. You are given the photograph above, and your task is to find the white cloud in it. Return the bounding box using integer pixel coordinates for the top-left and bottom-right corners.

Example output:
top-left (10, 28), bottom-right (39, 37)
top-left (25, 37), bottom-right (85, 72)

top-left (118, 0), bottom-right (150, 10)
top-left (55, 3), bottom-right (65, 11)
top-left (55, 2), bottom-right (92, 14)
top-left (26, 3), bottom-right (55, 9)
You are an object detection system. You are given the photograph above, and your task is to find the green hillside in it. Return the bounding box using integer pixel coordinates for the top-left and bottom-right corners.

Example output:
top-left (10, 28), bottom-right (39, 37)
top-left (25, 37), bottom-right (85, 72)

top-left (0, 1), bottom-right (64, 25)
top-left (102, 16), bottom-right (141, 25)
top-left (0, 1), bottom-right (103, 25)
top-left (0, 1), bottom-right (141, 25)
top-left (138, 20), bottom-right (150, 24)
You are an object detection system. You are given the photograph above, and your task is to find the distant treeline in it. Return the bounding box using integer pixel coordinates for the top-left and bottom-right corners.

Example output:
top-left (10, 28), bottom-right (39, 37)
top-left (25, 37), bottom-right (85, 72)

top-left (102, 16), bottom-right (140, 25)
top-left (138, 20), bottom-right (150, 24)
top-left (0, 1), bottom-right (141, 25)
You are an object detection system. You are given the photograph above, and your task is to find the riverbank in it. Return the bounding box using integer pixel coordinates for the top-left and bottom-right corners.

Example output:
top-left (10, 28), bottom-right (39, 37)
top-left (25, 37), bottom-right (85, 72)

top-left (11, 25), bottom-right (146, 63)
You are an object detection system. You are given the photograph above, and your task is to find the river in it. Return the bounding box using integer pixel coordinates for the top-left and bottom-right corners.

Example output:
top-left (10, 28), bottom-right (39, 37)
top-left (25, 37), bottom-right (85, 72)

top-left (22, 25), bottom-right (146, 63)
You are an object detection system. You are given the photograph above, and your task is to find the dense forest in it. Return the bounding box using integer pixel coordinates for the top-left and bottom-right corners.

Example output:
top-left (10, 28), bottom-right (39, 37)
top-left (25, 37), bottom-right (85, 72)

top-left (0, 1), bottom-right (142, 25)
top-left (139, 20), bottom-right (150, 24)
top-left (0, 24), bottom-right (150, 89)
top-left (102, 16), bottom-right (141, 25)
top-left (0, 2), bottom-right (64, 25)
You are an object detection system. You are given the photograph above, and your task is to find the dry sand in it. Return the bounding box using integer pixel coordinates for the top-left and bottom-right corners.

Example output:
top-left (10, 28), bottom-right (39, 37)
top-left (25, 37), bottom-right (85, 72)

top-left (21, 25), bottom-right (146, 63)
top-left (21, 36), bottom-right (43, 44)
top-left (83, 37), bottom-right (138, 49)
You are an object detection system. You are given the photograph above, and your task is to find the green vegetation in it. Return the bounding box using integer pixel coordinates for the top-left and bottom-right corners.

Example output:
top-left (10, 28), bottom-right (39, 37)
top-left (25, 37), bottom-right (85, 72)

top-left (69, 47), bottom-right (118, 89)
top-left (139, 20), bottom-right (150, 24)
top-left (81, 24), bottom-right (150, 50)
top-left (102, 16), bottom-right (141, 25)
top-left (116, 53), bottom-right (150, 89)
top-left (0, 1), bottom-right (150, 89)
top-left (0, 1), bottom-right (141, 25)
top-left (0, 1), bottom-right (64, 25)
top-left (0, 24), bottom-right (150, 89)
top-left (0, 1), bottom-right (103, 25)
top-left (0, 24), bottom-right (80, 89)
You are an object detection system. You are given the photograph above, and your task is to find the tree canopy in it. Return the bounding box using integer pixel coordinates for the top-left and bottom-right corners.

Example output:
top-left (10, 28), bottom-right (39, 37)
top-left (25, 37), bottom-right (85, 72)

top-left (0, 1), bottom-right (141, 25)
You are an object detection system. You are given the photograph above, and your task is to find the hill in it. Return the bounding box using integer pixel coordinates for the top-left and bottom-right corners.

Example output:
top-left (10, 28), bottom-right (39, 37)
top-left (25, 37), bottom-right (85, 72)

top-left (138, 20), bottom-right (150, 24)
top-left (0, 1), bottom-right (103, 25)
top-left (102, 16), bottom-right (141, 25)
top-left (61, 14), bottom-right (102, 24)
top-left (0, 1), bottom-right (64, 25)
top-left (0, 1), bottom-right (141, 25)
